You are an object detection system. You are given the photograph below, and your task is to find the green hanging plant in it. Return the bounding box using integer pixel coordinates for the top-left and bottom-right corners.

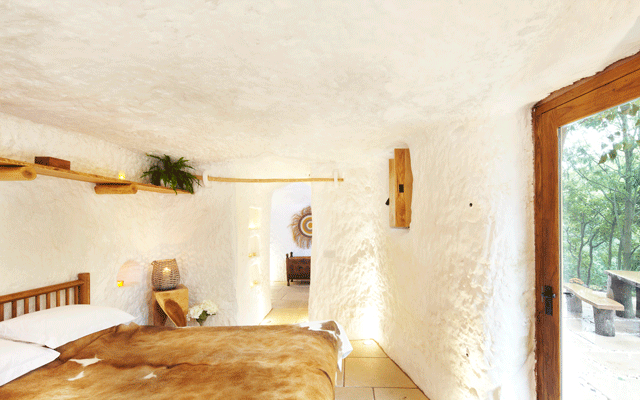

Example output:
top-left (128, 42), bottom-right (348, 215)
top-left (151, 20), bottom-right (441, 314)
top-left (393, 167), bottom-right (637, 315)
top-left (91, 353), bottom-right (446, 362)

top-left (141, 154), bottom-right (200, 194)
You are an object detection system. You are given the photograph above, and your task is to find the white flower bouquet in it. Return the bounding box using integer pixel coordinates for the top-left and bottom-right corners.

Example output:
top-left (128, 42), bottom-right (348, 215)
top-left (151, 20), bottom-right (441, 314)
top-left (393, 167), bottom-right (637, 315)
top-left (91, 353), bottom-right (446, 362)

top-left (188, 300), bottom-right (218, 326)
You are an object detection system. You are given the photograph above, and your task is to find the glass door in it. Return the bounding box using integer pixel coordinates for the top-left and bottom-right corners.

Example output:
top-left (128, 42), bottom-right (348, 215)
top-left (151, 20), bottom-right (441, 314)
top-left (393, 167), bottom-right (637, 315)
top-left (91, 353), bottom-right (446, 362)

top-left (560, 97), bottom-right (640, 399)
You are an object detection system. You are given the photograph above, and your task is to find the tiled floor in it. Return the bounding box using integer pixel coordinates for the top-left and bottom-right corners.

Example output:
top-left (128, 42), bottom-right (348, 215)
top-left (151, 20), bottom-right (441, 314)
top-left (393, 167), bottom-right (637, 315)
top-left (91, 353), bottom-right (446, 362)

top-left (262, 280), bottom-right (309, 325)
top-left (562, 296), bottom-right (640, 399)
top-left (263, 281), bottom-right (430, 400)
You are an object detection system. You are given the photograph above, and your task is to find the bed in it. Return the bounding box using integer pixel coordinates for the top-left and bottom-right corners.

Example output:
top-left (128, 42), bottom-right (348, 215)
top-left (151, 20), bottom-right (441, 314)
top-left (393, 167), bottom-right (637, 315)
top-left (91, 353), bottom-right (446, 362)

top-left (0, 273), bottom-right (350, 399)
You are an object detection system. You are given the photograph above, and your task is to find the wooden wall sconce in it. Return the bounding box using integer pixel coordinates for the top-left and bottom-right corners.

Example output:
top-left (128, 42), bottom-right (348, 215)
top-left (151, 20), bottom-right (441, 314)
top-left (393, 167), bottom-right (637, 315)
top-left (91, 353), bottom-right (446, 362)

top-left (389, 148), bottom-right (412, 228)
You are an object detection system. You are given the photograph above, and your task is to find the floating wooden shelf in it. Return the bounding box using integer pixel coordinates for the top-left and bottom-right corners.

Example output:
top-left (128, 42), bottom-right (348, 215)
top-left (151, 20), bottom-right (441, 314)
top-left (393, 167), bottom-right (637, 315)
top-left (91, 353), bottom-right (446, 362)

top-left (0, 157), bottom-right (190, 195)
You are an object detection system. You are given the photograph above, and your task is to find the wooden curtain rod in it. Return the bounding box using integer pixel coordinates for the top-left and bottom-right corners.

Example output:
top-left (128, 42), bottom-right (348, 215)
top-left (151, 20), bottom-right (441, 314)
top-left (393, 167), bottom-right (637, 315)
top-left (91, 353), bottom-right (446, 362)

top-left (195, 175), bottom-right (344, 183)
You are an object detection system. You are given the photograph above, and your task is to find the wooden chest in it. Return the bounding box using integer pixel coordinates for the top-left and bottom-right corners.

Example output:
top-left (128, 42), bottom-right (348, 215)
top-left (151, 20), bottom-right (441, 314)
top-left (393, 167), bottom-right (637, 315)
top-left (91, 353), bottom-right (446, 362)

top-left (286, 255), bottom-right (310, 286)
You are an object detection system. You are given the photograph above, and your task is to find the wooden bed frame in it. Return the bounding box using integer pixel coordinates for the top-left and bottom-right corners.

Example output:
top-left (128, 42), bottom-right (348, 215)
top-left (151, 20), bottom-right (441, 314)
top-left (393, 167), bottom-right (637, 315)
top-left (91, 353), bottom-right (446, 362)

top-left (0, 272), bottom-right (344, 400)
top-left (0, 273), bottom-right (90, 322)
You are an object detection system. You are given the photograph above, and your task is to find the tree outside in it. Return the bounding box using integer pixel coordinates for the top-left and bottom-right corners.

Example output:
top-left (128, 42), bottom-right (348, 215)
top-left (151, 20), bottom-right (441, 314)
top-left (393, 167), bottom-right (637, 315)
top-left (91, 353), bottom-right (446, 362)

top-left (562, 97), bottom-right (640, 290)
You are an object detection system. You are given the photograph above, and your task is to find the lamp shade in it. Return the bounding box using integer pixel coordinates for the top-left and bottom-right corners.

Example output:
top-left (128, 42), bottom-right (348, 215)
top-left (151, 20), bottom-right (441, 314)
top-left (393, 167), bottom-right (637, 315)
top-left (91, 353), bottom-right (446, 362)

top-left (116, 260), bottom-right (143, 287)
top-left (151, 259), bottom-right (180, 291)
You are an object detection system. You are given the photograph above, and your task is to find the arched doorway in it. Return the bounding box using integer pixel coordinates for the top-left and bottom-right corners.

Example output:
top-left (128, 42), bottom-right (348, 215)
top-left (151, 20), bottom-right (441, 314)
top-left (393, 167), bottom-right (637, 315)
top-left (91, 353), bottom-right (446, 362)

top-left (269, 182), bottom-right (312, 283)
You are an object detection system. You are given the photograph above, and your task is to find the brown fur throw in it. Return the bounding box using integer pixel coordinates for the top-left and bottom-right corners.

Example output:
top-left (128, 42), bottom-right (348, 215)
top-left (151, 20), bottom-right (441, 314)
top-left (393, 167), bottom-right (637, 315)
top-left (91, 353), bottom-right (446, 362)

top-left (0, 322), bottom-right (340, 399)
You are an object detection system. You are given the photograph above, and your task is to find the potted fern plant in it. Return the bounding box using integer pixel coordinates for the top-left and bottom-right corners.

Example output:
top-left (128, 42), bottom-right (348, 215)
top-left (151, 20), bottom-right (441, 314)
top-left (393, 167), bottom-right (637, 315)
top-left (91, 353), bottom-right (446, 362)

top-left (141, 154), bottom-right (200, 194)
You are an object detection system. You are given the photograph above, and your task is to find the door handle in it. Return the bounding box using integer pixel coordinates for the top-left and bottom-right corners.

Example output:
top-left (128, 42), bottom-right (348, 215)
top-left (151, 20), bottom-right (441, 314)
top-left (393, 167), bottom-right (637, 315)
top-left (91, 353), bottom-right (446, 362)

top-left (541, 285), bottom-right (556, 316)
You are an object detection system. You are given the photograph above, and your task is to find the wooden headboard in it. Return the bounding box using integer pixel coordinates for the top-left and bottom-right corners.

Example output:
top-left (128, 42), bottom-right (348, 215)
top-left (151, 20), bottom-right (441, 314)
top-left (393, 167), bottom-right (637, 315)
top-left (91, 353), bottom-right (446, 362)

top-left (0, 273), bottom-right (90, 322)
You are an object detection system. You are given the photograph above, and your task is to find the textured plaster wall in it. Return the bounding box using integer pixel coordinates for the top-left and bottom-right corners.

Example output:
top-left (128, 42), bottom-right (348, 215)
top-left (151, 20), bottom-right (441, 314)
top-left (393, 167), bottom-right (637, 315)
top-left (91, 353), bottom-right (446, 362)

top-left (269, 183), bottom-right (311, 282)
top-left (377, 112), bottom-right (534, 400)
top-left (0, 113), bottom-right (238, 325)
top-left (309, 112), bottom-right (534, 400)
top-left (309, 161), bottom-right (389, 340)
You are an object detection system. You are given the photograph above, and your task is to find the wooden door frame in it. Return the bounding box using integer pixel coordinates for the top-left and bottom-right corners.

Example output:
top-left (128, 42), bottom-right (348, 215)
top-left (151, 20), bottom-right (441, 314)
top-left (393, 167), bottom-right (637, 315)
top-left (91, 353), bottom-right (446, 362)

top-left (534, 51), bottom-right (640, 400)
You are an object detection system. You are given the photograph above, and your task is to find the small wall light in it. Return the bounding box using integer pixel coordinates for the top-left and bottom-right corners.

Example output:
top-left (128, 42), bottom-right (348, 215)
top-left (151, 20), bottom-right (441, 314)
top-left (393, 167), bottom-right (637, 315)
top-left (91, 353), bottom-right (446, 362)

top-left (248, 207), bottom-right (261, 230)
top-left (118, 171), bottom-right (126, 180)
top-left (116, 260), bottom-right (143, 287)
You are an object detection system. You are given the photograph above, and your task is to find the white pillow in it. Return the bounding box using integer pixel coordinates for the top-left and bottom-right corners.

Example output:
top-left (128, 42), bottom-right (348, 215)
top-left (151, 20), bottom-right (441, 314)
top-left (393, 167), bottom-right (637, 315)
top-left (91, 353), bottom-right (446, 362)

top-left (0, 305), bottom-right (134, 348)
top-left (0, 338), bottom-right (59, 386)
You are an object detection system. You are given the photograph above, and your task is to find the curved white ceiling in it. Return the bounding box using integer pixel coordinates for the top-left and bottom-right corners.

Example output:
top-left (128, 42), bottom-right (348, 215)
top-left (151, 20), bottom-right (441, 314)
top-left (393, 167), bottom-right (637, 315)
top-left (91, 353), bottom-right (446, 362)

top-left (1, 1), bottom-right (639, 163)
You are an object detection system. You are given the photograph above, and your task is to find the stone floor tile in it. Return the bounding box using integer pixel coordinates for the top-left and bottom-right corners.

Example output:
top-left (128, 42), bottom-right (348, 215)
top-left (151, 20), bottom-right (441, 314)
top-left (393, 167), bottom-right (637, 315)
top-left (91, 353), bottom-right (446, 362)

top-left (335, 387), bottom-right (374, 400)
top-left (282, 291), bottom-right (311, 301)
top-left (260, 308), bottom-right (308, 325)
top-left (374, 388), bottom-right (430, 400)
top-left (271, 287), bottom-right (286, 300)
top-left (344, 358), bottom-right (416, 388)
top-left (271, 299), bottom-right (308, 309)
top-left (349, 339), bottom-right (387, 358)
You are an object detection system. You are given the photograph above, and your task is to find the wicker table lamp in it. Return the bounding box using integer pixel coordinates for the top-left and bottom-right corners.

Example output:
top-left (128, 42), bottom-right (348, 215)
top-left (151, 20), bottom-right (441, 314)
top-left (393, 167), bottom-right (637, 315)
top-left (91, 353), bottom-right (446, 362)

top-left (151, 259), bottom-right (180, 291)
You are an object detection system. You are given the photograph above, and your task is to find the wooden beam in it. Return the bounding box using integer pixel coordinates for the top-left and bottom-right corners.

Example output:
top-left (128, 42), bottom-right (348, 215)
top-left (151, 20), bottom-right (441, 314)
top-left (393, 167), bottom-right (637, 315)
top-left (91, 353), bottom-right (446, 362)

top-left (94, 183), bottom-right (138, 194)
top-left (0, 166), bottom-right (36, 181)
top-left (196, 175), bottom-right (344, 183)
top-left (535, 50), bottom-right (640, 117)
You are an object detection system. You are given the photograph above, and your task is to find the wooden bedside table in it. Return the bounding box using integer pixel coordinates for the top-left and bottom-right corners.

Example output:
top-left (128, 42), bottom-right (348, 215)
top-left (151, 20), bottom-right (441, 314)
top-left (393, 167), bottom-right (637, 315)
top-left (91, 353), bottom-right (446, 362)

top-left (151, 284), bottom-right (188, 327)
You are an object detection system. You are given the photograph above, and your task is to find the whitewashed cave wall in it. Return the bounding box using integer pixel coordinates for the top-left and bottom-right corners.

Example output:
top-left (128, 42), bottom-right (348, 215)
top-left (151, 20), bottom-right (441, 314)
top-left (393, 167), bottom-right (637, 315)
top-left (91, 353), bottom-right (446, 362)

top-left (269, 182), bottom-right (312, 282)
top-left (309, 161), bottom-right (389, 340)
top-left (0, 113), bottom-right (238, 325)
top-left (310, 112), bottom-right (535, 400)
top-left (372, 111), bottom-right (535, 400)
top-left (199, 156), bottom-right (313, 325)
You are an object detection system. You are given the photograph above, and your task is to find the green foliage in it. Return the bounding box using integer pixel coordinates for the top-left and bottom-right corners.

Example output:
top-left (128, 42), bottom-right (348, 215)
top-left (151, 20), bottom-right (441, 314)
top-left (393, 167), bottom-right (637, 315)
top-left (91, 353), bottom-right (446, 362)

top-left (587, 102), bottom-right (640, 164)
top-left (562, 97), bottom-right (640, 288)
top-left (141, 154), bottom-right (200, 194)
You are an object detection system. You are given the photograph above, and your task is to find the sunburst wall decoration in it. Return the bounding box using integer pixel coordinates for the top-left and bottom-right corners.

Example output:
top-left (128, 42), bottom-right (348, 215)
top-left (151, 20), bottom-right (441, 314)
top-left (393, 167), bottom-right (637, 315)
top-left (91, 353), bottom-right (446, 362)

top-left (290, 206), bottom-right (312, 249)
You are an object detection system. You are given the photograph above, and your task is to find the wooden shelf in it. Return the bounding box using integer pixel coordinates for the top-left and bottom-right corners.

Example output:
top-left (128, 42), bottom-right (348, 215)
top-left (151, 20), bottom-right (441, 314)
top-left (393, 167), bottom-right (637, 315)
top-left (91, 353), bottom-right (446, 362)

top-left (0, 157), bottom-right (190, 195)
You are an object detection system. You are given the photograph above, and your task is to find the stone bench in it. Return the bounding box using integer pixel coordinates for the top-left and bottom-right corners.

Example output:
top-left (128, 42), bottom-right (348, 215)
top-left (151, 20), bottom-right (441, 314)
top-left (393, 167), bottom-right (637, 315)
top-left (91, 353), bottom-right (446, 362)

top-left (563, 282), bottom-right (624, 337)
